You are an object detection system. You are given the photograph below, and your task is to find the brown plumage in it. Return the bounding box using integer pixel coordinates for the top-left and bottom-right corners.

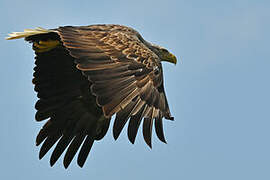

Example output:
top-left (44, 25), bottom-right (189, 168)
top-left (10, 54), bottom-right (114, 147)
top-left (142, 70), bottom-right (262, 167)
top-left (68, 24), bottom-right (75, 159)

top-left (7, 24), bottom-right (176, 168)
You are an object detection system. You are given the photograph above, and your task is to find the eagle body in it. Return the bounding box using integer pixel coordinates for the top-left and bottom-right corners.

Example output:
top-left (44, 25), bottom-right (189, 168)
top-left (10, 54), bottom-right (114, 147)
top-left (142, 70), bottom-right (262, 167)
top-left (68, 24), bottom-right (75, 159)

top-left (7, 24), bottom-right (176, 168)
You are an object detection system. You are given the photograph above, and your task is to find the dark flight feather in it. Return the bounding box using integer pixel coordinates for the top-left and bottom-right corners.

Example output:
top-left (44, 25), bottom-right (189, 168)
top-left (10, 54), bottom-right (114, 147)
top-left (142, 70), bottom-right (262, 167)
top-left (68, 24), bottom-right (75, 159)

top-left (127, 104), bottom-right (146, 144)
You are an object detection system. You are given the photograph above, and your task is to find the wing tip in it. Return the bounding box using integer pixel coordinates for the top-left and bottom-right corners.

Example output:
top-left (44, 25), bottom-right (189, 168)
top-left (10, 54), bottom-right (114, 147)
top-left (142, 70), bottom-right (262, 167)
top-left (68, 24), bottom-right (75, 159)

top-left (77, 156), bottom-right (87, 168)
top-left (50, 157), bottom-right (57, 167)
top-left (77, 161), bottom-right (84, 168)
top-left (128, 136), bottom-right (136, 144)
top-left (39, 152), bottom-right (45, 160)
top-left (166, 116), bottom-right (174, 121)
top-left (159, 136), bottom-right (167, 144)
top-left (63, 162), bottom-right (69, 169)
top-left (113, 129), bottom-right (120, 140)
top-left (147, 142), bottom-right (152, 149)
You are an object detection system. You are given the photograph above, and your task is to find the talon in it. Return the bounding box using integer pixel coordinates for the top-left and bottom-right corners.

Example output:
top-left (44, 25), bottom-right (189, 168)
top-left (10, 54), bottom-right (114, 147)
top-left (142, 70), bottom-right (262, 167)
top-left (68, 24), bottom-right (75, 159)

top-left (39, 40), bottom-right (60, 47)
top-left (33, 40), bottom-right (60, 53)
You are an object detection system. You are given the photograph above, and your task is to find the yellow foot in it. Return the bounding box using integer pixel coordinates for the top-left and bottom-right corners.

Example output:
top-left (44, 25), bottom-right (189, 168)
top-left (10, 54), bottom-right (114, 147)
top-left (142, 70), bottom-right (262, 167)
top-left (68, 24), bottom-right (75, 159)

top-left (33, 40), bottom-right (60, 53)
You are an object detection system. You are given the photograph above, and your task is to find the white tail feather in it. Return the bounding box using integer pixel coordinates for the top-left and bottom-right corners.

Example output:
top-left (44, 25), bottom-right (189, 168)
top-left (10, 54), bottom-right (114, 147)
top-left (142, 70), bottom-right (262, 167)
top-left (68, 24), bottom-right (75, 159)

top-left (6, 27), bottom-right (56, 40)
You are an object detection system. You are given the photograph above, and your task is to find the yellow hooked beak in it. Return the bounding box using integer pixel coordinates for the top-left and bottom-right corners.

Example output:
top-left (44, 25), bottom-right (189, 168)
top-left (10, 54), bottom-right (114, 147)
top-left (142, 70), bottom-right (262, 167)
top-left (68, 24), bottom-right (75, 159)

top-left (169, 53), bottom-right (177, 65)
top-left (162, 52), bottom-right (177, 65)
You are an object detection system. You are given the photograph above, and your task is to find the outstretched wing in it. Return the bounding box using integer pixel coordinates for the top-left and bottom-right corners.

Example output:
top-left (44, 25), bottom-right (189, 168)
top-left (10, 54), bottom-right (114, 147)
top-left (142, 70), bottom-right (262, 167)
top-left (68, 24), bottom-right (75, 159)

top-left (31, 42), bottom-right (110, 168)
top-left (57, 25), bottom-right (173, 147)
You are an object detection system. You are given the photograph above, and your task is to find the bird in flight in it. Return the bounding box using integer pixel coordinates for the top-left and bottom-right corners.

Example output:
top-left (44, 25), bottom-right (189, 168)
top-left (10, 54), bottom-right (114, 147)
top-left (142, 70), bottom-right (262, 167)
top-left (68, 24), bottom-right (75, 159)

top-left (7, 24), bottom-right (177, 168)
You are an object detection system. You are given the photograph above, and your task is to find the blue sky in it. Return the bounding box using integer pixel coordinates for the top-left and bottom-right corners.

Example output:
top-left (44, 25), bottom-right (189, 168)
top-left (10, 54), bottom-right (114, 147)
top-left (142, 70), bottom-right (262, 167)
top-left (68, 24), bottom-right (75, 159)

top-left (0, 0), bottom-right (269, 179)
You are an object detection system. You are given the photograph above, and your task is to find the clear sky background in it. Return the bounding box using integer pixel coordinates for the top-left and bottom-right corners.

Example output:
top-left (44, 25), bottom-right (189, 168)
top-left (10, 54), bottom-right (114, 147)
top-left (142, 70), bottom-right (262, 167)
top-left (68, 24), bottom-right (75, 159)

top-left (0, 0), bottom-right (269, 179)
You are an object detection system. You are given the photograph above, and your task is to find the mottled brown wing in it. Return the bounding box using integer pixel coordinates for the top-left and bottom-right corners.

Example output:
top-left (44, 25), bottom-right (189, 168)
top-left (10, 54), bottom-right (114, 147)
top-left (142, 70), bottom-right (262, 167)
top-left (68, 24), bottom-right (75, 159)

top-left (57, 25), bottom-right (173, 147)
